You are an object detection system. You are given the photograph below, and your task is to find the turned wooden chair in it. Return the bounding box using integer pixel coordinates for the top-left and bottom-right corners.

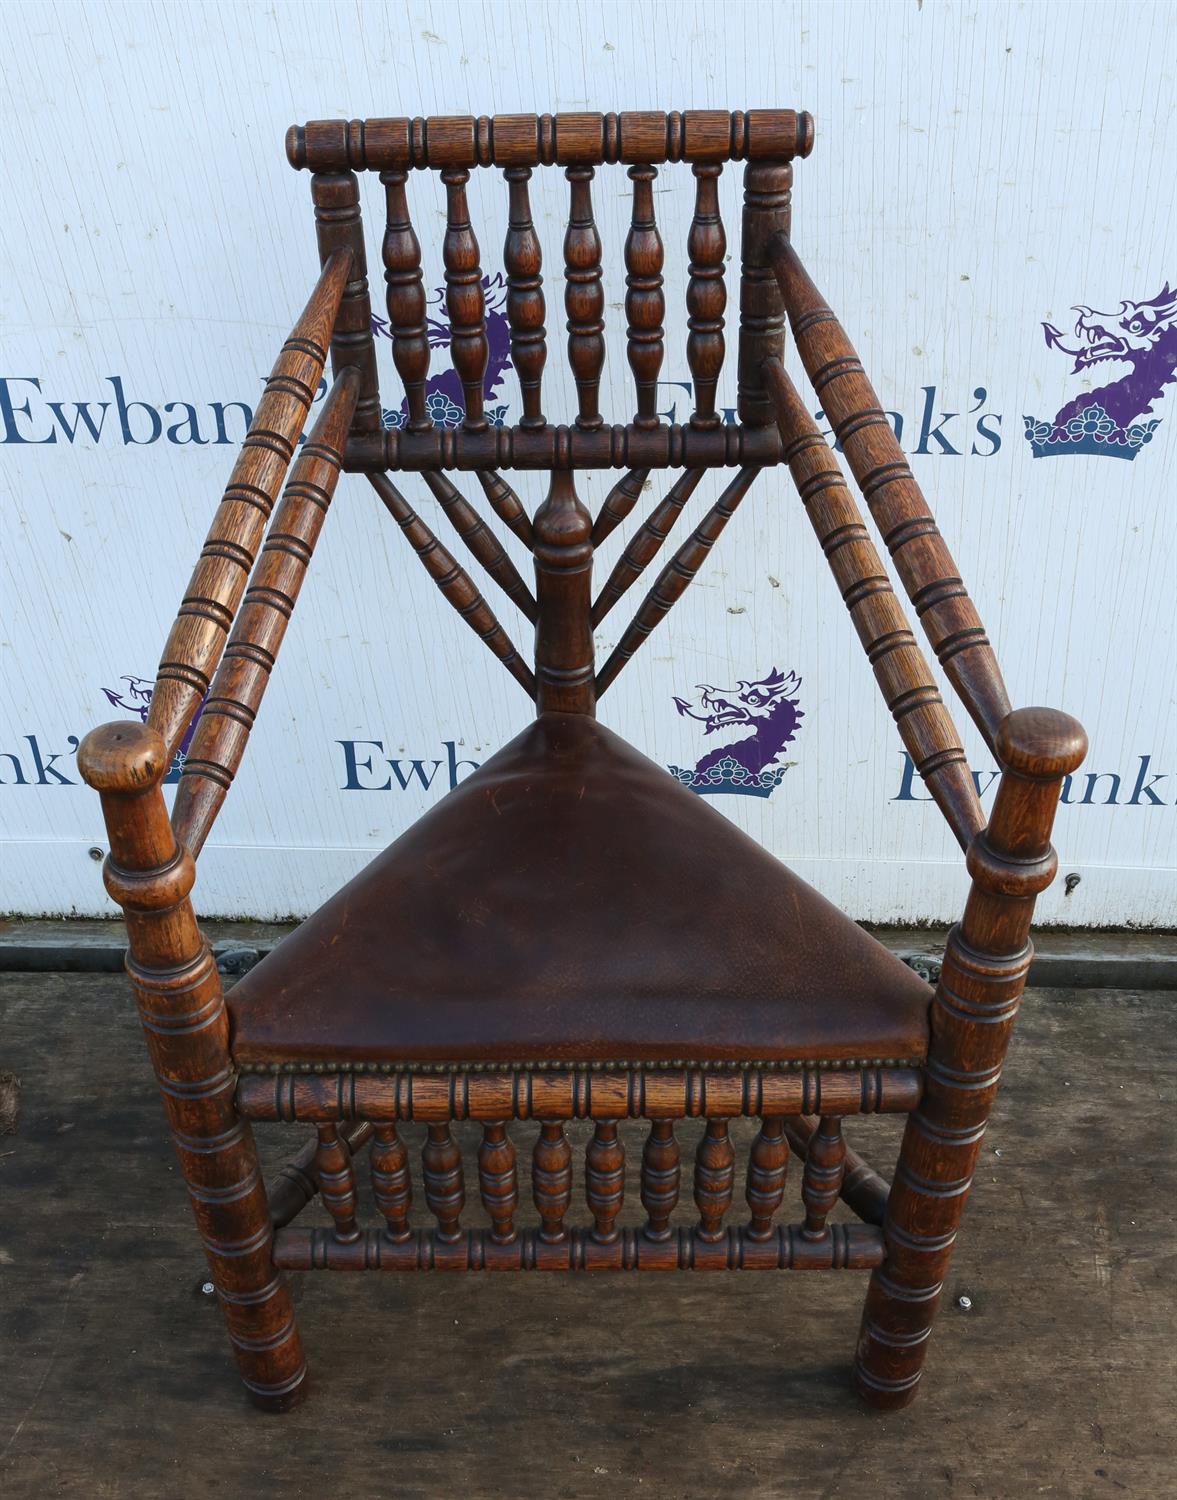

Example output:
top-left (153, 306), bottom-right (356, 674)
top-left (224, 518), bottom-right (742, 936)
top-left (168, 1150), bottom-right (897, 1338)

top-left (80, 109), bottom-right (1086, 1412)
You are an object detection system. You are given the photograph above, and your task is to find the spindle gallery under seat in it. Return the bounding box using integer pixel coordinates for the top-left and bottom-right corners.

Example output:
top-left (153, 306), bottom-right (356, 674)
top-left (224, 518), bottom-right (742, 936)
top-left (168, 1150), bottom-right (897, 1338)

top-left (78, 108), bottom-right (1087, 1414)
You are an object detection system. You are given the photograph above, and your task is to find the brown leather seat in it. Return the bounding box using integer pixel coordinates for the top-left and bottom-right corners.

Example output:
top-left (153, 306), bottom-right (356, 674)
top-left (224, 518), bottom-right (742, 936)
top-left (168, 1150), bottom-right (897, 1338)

top-left (228, 713), bottom-right (932, 1068)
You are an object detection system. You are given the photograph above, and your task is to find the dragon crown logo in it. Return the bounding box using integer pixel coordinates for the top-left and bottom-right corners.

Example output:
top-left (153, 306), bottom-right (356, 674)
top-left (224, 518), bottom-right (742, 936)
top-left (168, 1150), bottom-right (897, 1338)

top-left (101, 673), bottom-right (198, 783)
top-left (1023, 283), bottom-right (1177, 459)
top-left (668, 668), bottom-right (803, 798)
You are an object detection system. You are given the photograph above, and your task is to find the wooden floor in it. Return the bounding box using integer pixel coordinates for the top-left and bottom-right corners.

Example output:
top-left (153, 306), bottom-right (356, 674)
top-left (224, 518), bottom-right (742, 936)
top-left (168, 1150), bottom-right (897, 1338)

top-left (1, 974), bottom-right (1173, 1499)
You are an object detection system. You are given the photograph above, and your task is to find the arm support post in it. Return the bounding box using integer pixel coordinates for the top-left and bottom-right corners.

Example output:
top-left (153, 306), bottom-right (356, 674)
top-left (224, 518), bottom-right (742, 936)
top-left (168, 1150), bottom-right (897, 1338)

top-left (854, 707), bottom-right (1086, 1409)
top-left (77, 722), bottom-right (306, 1410)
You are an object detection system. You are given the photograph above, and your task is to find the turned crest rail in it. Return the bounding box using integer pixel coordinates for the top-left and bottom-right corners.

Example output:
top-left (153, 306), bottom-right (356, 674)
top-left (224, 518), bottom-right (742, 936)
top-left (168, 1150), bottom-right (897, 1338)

top-left (78, 104), bottom-right (1086, 1415)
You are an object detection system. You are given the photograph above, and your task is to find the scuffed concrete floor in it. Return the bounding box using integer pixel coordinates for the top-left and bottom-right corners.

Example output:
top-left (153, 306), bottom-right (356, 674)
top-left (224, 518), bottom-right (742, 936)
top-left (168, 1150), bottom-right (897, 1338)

top-left (0, 974), bottom-right (1173, 1499)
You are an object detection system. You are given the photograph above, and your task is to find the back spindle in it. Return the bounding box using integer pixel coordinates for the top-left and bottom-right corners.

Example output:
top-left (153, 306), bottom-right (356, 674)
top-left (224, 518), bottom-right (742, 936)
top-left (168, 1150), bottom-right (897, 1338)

top-left (641, 1120), bottom-right (680, 1242)
top-left (532, 1121), bottom-right (572, 1244)
top-left (478, 1123), bottom-right (519, 1245)
top-left (592, 468), bottom-right (705, 625)
top-left (369, 473), bottom-right (536, 698)
top-left (370, 1124), bottom-right (412, 1241)
top-left (441, 168), bottom-right (489, 431)
top-left (745, 1118), bottom-right (789, 1240)
top-left (585, 1121), bottom-right (625, 1245)
top-left (423, 1122), bottom-right (464, 1243)
top-left (694, 1119), bottom-right (736, 1243)
top-left (737, 161), bottom-right (791, 427)
top-left (564, 166), bottom-right (605, 430)
top-left (801, 1116), bottom-right (847, 1240)
top-left (590, 468), bottom-right (650, 547)
top-left (503, 166), bottom-right (547, 428)
top-left (784, 1115), bottom-right (890, 1227)
top-left (267, 1123), bottom-right (373, 1233)
top-left (381, 169), bottom-right (431, 431)
top-left (311, 172), bottom-right (382, 433)
top-left (687, 163), bottom-right (727, 428)
top-left (596, 466), bottom-right (761, 697)
top-left (476, 471), bottom-right (534, 550)
top-left (421, 471), bottom-right (537, 621)
top-left (315, 1124), bottom-right (360, 1243)
top-left (532, 470), bottom-right (595, 715)
top-left (625, 165), bottom-right (665, 428)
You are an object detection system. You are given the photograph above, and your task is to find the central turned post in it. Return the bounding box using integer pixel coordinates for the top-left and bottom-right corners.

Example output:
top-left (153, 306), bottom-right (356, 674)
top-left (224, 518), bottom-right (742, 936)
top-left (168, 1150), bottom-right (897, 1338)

top-left (533, 470), bottom-right (595, 715)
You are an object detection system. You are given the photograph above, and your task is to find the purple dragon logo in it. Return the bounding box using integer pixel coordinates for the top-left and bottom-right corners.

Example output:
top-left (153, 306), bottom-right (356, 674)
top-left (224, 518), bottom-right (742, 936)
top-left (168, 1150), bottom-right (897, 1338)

top-left (372, 272), bottom-right (513, 430)
top-left (1023, 283), bottom-right (1177, 458)
top-left (101, 673), bottom-right (154, 722)
top-left (101, 673), bottom-right (199, 783)
top-left (668, 668), bottom-right (803, 798)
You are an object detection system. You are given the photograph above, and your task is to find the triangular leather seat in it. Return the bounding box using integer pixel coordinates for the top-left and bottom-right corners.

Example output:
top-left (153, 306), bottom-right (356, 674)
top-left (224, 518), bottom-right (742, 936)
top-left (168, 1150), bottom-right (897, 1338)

top-left (228, 713), bottom-right (932, 1069)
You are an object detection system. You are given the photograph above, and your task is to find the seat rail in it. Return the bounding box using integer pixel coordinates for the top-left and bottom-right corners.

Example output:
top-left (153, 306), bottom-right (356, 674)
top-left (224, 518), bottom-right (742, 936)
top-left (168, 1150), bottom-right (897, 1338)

top-left (236, 1063), bottom-right (924, 1122)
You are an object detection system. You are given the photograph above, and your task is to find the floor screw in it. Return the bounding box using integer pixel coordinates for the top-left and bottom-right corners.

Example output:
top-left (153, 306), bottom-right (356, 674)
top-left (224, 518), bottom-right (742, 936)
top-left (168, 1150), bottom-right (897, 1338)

top-left (956, 1293), bottom-right (973, 1311)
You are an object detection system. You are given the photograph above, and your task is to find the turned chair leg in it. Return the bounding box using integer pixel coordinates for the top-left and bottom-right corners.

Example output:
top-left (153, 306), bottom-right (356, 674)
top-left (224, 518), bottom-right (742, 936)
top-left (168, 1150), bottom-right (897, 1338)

top-left (80, 722), bottom-right (307, 1411)
top-left (854, 708), bottom-right (1086, 1409)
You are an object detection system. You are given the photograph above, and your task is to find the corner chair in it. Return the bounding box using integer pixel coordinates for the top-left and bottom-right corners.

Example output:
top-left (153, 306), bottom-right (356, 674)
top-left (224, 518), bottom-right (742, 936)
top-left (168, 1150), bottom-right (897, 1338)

top-left (80, 107), bottom-right (1086, 1411)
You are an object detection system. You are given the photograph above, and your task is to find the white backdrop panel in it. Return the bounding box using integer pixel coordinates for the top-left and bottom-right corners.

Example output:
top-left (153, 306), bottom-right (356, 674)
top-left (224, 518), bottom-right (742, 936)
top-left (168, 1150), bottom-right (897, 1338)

top-left (1, 0), bottom-right (1174, 924)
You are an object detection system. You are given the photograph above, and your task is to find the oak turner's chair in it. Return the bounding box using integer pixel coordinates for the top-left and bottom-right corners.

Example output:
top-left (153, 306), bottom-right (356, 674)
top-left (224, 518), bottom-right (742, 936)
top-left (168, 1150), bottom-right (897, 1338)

top-left (79, 108), bottom-right (1086, 1412)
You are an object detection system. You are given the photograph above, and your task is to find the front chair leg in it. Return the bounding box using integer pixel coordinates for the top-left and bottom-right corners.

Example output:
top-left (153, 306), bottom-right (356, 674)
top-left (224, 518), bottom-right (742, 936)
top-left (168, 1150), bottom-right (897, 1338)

top-left (79, 722), bottom-right (307, 1411)
top-left (855, 708), bottom-right (1086, 1409)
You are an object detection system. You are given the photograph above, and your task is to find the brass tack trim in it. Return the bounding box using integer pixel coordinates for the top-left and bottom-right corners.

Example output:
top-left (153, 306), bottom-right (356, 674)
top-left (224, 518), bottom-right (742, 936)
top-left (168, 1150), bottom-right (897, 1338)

top-left (234, 1056), bottom-right (922, 1077)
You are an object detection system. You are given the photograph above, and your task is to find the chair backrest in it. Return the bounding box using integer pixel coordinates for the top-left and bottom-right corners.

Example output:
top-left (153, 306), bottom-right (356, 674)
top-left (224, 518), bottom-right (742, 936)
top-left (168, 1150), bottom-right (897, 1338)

top-left (286, 108), bottom-right (815, 449)
top-left (284, 109), bottom-right (818, 721)
top-left (149, 107), bottom-right (1011, 864)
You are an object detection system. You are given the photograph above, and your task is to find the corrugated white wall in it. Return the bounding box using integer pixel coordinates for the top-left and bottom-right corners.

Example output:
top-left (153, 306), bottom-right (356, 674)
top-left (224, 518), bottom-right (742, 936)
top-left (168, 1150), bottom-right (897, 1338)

top-left (2, 0), bottom-right (1174, 924)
